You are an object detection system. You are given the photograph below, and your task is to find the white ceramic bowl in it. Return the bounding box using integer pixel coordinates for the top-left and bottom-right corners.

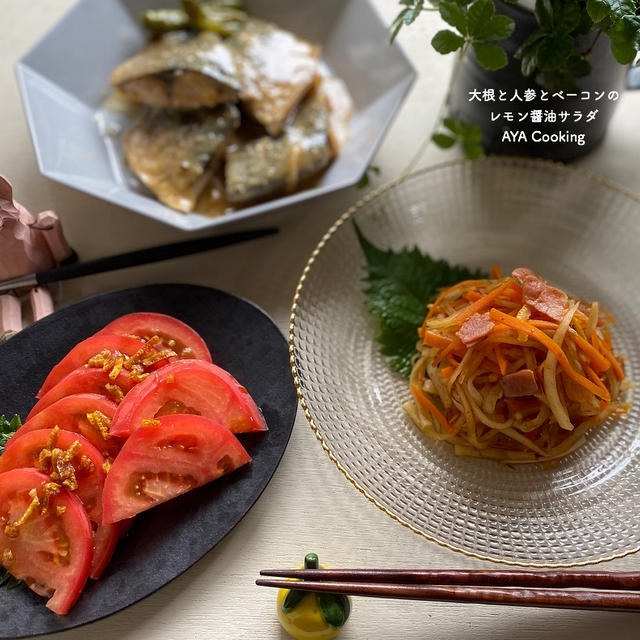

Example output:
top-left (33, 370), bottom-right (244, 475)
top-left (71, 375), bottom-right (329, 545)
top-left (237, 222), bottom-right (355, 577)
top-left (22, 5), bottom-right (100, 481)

top-left (16, 0), bottom-right (416, 231)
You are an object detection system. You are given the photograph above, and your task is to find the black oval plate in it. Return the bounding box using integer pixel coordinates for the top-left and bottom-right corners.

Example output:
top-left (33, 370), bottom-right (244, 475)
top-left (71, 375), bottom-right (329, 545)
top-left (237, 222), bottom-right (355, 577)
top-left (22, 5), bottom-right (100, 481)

top-left (0, 284), bottom-right (297, 638)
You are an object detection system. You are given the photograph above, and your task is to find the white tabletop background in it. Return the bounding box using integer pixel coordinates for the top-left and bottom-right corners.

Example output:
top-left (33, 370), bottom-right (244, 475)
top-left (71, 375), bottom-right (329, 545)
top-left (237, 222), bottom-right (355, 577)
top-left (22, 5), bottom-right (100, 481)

top-left (2, 1), bottom-right (640, 638)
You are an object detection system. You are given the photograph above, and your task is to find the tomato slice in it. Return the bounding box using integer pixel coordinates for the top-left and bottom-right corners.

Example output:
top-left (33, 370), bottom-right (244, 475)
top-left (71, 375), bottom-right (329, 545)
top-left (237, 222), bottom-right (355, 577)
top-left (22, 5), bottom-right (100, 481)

top-left (96, 312), bottom-right (212, 363)
top-left (0, 428), bottom-right (119, 579)
top-left (37, 334), bottom-right (145, 399)
top-left (27, 369), bottom-right (136, 421)
top-left (102, 414), bottom-right (251, 524)
top-left (0, 468), bottom-right (92, 614)
top-left (108, 360), bottom-right (267, 438)
top-left (10, 393), bottom-right (121, 460)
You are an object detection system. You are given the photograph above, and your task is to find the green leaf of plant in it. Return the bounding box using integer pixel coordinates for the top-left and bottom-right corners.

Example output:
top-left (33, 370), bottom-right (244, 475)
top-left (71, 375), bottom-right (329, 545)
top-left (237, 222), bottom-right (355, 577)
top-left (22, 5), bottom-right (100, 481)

top-left (443, 116), bottom-right (463, 134)
top-left (432, 133), bottom-right (456, 148)
top-left (534, 0), bottom-right (554, 31)
top-left (462, 123), bottom-right (484, 143)
top-left (609, 15), bottom-right (640, 64)
top-left (282, 589), bottom-right (306, 613)
top-left (462, 139), bottom-right (484, 159)
top-left (610, 33), bottom-right (638, 63)
top-left (535, 33), bottom-right (574, 70)
top-left (514, 31), bottom-right (545, 59)
top-left (390, 16), bottom-right (405, 42)
top-left (467, 0), bottom-right (494, 38)
top-left (390, 1), bottom-right (425, 42)
top-left (553, 0), bottom-right (582, 33)
top-left (597, 0), bottom-right (636, 21)
top-left (0, 414), bottom-right (21, 456)
top-left (586, 0), bottom-right (610, 22)
top-left (472, 41), bottom-right (508, 69)
top-left (0, 570), bottom-right (22, 590)
top-left (520, 50), bottom-right (539, 76)
top-left (431, 29), bottom-right (465, 53)
top-left (439, 1), bottom-right (468, 35)
top-left (354, 222), bottom-right (487, 377)
top-left (472, 14), bottom-right (515, 41)
top-left (319, 594), bottom-right (351, 628)
top-left (0, 411), bottom-right (24, 591)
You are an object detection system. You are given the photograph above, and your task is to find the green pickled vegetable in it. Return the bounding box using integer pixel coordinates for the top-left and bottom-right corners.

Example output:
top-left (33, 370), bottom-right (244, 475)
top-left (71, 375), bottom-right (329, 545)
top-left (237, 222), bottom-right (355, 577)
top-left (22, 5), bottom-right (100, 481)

top-left (141, 8), bottom-right (191, 33)
top-left (182, 0), bottom-right (248, 36)
top-left (141, 1), bottom-right (247, 35)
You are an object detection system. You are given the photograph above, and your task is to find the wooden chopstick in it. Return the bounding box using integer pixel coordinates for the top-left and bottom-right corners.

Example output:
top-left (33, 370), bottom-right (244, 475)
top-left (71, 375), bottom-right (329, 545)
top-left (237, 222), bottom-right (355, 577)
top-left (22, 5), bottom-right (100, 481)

top-left (0, 227), bottom-right (278, 295)
top-left (255, 578), bottom-right (640, 611)
top-left (259, 568), bottom-right (640, 590)
top-left (256, 569), bottom-right (640, 612)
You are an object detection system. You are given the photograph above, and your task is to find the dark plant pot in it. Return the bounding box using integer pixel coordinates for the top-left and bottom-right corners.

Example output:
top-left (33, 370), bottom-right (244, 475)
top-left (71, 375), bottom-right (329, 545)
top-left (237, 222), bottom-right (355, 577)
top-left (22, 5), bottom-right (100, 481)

top-left (448, 1), bottom-right (627, 162)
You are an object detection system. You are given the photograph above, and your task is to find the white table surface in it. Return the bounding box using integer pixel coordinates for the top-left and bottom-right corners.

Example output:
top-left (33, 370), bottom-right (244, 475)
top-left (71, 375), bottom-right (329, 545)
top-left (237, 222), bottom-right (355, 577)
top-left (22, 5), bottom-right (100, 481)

top-left (2, 2), bottom-right (640, 638)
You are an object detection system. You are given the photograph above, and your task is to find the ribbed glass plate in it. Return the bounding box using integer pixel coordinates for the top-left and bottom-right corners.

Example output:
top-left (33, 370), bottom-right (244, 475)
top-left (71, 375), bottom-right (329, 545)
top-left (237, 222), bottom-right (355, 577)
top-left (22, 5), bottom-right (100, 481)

top-left (290, 157), bottom-right (640, 566)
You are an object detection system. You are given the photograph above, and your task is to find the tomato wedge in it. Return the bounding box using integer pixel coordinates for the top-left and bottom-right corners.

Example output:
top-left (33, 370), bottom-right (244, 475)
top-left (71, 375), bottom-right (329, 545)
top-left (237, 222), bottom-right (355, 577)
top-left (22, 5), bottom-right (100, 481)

top-left (0, 468), bottom-right (92, 614)
top-left (10, 393), bottom-right (121, 460)
top-left (37, 334), bottom-right (145, 398)
top-left (102, 414), bottom-right (251, 524)
top-left (109, 360), bottom-right (267, 438)
top-left (0, 428), bottom-right (119, 579)
top-left (27, 369), bottom-right (136, 421)
top-left (96, 312), bottom-right (212, 363)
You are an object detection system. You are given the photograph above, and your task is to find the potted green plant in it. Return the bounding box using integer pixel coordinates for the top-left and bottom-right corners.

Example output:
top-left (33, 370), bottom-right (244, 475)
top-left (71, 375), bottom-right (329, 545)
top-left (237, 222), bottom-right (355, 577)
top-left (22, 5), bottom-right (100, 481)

top-left (393, 0), bottom-right (640, 162)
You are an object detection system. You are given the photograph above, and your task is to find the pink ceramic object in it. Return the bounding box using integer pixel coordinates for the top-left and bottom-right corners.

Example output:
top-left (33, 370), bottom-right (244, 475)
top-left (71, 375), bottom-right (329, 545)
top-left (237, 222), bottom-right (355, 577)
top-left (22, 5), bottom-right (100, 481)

top-left (0, 175), bottom-right (75, 330)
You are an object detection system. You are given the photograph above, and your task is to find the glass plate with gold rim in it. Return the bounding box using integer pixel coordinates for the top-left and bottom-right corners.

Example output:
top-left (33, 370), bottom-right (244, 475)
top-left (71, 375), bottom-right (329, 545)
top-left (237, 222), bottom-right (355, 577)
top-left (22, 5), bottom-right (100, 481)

top-left (289, 157), bottom-right (640, 567)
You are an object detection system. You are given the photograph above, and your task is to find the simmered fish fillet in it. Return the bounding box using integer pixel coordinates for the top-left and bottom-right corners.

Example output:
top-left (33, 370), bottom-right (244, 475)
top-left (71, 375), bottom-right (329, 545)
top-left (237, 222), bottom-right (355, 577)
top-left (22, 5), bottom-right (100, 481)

top-left (230, 18), bottom-right (320, 136)
top-left (110, 31), bottom-right (239, 109)
top-left (225, 94), bottom-right (330, 203)
top-left (124, 104), bottom-right (240, 212)
top-left (313, 74), bottom-right (353, 155)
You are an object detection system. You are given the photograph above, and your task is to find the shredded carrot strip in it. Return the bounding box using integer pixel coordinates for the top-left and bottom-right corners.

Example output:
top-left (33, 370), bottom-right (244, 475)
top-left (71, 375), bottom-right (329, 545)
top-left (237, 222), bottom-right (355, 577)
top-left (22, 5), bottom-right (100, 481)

top-left (433, 337), bottom-right (465, 366)
top-left (529, 320), bottom-right (560, 331)
top-left (591, 332), bottom-right (625, 380)
top-left (463, 290), bottom-right (483, 302)
top-left (422, 331), bottom-right (453, 349)
top-left (572, 333), bottom-right (611, 373)
top-left (490, 265), bottom-right (503, 279)
top-left (410, 384), bottom-right (454, 434)
top-left (499, 286), bottom-right (524, 301)
top-left (584, 363), bottom-right (609, 396)
top-left (488, 309), bottom-right (610, 401)
top-left (440, 365), bottom-right (455, 379)
top-left (426, 279), bottom-right (487, 320)
top-left (495, 344), bottom-right (508, 376)
top-left (432, 279), bottom-right (515, 328)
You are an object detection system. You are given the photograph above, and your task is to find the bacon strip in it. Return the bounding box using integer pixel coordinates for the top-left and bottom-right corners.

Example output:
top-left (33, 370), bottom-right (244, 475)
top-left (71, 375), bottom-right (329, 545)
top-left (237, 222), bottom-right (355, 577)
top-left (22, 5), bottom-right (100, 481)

top-left (502, 369), bottom-right (539, 398)
top-left (456, 312), bottom-right (494, 345)
top-left (512, 268), bottom-right (568, 322)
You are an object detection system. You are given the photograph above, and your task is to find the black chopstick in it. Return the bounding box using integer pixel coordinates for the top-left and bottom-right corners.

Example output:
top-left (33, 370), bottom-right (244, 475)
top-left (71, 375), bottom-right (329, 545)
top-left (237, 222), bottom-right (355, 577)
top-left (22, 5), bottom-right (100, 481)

top-left (258, 568), bottom-right (640, 591)
top-left (255, 578), bottom-right (640, 612)
top-left (0, 227), bottom-right (277, 294)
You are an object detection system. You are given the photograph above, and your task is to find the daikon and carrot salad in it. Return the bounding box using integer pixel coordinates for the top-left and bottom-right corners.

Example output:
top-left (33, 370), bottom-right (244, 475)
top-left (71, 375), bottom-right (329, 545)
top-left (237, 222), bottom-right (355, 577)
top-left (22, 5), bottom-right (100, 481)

top-left (405, 267), bottom-right (631, 464)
